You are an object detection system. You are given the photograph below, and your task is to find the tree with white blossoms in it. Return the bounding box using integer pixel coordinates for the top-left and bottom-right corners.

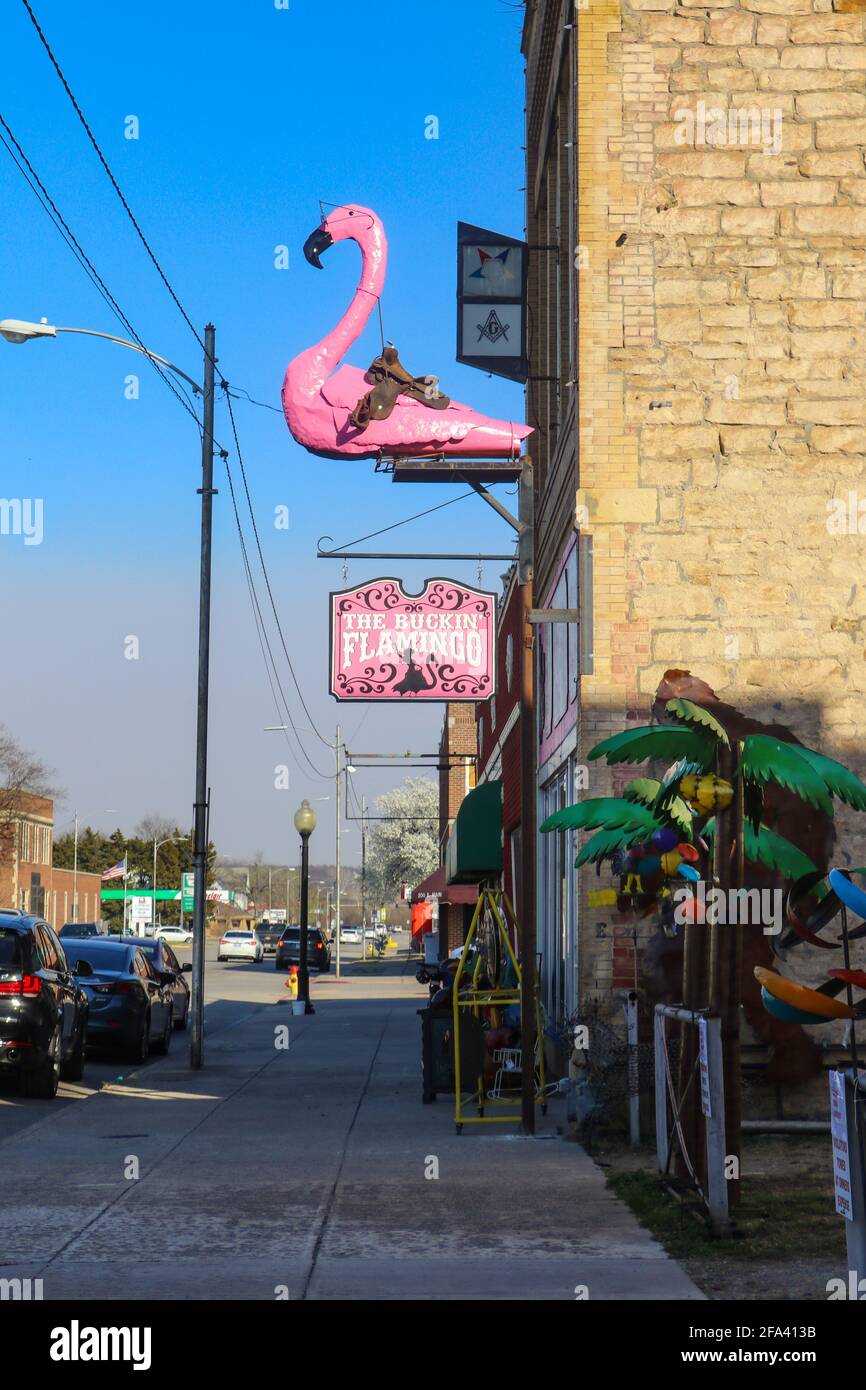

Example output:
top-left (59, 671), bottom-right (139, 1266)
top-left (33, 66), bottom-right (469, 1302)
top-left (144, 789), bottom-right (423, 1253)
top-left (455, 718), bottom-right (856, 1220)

top-left (365, 778), bottom-right (439, 906)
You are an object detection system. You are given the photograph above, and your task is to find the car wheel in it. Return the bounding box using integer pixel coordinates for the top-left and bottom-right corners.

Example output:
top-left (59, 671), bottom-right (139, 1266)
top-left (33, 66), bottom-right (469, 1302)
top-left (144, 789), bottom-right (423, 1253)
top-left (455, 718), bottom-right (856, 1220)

top-left (60, 1021), bottom-right (86, 1082)
top-left (152, 1006), bottom-right (173, 1055)
top-left (20, 1026), bottom-right (61, 1099)
top-left (127, 1015), bottom-right (150, 1064)
top-left (173, 998), bottom-right (188, 1030)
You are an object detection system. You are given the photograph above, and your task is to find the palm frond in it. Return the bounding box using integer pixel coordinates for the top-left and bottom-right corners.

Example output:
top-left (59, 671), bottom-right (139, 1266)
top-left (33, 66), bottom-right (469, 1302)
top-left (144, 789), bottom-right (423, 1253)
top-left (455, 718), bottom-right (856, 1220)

top-left (623, 778), bottom-right (661, 806)
top-left (704, 820), bottom-right (818, 882)
top-left (793, 745), bottom-right (866, 813)
top-left (740, 735), bottom-right (834, 815)
top-left (575, 827), bottom-right (647, 867)
top-left (540, 797), bottom-right (662, 836)
top-left (665, 697), bottom-right (730, 748)
top-left (588, 725), bottom-right (716, 770)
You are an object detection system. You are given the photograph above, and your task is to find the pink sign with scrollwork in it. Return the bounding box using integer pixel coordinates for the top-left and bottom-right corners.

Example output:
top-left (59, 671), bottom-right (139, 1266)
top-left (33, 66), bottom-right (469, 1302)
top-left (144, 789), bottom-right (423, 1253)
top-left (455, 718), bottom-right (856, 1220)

top-left (330, 578), bottom-right (496, 702)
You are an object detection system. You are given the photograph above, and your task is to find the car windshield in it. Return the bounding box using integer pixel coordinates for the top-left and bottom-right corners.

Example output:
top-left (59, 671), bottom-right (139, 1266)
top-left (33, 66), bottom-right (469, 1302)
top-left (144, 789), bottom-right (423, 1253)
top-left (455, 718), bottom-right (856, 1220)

top-left (225, 931), bottom-right (252, 939)
top-left (73, 943), bottom-right (132, 973)
top-left (0, 929), bottom-right (23, 967)
top-left (280, 929), bottom-right (300, 940)
top-left (136, 942), bottom-right (157, 958)
top-left (60, 923), bottom-right (98, 936)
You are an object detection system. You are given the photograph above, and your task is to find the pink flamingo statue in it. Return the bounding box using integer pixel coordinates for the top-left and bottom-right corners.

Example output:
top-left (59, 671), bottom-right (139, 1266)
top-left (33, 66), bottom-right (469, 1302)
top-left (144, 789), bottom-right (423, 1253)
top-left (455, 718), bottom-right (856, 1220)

top-left (282, 204), bottom-right (533, 461)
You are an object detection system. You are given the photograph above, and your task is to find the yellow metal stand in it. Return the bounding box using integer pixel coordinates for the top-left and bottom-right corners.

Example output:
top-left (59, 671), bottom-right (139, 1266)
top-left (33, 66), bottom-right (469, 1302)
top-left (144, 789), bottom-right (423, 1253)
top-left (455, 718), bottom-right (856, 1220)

top-left (452, 888), bottom-right (547, 1132)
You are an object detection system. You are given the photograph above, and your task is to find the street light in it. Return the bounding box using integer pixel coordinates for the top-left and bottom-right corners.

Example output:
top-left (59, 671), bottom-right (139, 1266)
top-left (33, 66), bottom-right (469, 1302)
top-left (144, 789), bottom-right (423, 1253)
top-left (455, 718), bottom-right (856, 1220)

top-left (3, 315), bottom-right (217, 1071)
top-left (153, 835), bottom-right (189, 932)
top-left (265, 721), bottom-right (346, 980)
top-left (65, 807), bottom-right (117, 924)
top-left (294, 799), bottom-right (317, 1015)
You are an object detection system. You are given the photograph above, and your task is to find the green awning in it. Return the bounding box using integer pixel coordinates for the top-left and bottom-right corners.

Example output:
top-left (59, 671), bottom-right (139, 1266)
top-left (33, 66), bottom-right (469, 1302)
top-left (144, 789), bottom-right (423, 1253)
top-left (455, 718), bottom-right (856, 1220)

top-left (445, 780), bottom-right (502, 883)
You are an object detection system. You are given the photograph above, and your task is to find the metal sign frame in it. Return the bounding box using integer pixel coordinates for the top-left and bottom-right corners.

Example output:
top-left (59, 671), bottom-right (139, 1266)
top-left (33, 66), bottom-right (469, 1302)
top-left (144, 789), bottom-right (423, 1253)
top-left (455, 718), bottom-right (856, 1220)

top-left (457, 221), bottom-right (528, 384)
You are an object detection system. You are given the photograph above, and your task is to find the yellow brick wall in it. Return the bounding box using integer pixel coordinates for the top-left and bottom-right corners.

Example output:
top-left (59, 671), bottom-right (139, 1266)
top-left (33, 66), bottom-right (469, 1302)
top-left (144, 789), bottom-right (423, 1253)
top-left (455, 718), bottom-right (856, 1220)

top-left (575, 0), bottom-right (866, 1009)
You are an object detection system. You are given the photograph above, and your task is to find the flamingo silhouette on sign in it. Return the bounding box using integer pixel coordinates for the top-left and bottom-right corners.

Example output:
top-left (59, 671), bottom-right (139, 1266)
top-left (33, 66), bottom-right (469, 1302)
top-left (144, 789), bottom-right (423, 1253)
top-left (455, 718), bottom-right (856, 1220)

top-left (282, 204), bottom-right (533, 461)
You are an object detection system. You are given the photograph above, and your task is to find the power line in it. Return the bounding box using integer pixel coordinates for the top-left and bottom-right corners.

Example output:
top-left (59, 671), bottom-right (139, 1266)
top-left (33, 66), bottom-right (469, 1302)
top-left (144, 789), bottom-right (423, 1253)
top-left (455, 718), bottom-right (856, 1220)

top-left (0, 111), bottom-right (203, 428)
top-left (222, 385), bottom-right (334, 753)
top-left (20, 0), bottom-right (210, 363)
top-left (222, 453), bottom-right (331, 783)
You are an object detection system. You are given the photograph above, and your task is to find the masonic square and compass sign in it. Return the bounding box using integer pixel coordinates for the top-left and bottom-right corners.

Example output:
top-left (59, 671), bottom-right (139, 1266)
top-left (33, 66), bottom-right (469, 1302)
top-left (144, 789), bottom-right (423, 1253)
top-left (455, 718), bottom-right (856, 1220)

top-left (457, 220), bottom-right (528, 383)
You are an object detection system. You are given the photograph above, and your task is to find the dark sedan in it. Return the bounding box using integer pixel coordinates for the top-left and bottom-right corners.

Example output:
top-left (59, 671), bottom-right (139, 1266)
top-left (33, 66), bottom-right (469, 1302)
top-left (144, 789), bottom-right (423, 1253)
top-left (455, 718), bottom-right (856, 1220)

top-left (109, 935), bottom-right (191, 1030)
top-left (0, 912), bottom-right (90, 1098)
top-left (275, 926), bottom-right (330, 973)
top-left (58, 922), bottom-right (108, 940)
top-left (72, 940), bottom-right (174, 1062)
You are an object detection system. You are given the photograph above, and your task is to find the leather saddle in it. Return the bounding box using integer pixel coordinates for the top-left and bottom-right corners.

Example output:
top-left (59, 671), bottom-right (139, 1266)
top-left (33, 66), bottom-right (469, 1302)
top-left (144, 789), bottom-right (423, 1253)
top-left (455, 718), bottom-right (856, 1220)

top-left (350, 344), bottom-right (450, 431)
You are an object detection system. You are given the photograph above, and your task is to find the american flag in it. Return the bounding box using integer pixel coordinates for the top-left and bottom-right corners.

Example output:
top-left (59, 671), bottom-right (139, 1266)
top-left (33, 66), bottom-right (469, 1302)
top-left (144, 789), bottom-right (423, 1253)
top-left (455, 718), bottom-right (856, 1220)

top-left (101, 858), bottom-right (127, 882)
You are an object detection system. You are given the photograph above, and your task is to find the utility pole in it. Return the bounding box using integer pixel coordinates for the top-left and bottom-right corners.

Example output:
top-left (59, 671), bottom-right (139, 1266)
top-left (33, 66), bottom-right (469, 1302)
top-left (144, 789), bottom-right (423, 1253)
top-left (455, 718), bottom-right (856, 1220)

top-left (268, 866), bottom-right (272, 915)
top-left (335, 722), bottom-right (342, 977)
top-left (190, 323), bottom-right (217, 1071)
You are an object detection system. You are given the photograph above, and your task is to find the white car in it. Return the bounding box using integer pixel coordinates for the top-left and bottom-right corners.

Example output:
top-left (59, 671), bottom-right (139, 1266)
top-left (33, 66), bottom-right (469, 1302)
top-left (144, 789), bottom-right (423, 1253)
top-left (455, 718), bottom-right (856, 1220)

top-left (217, 930), bottom-right (263, 963)
top-left (340, 926), bottom-right (360, 944)
top-left (155, 925), bottom-right (194, 945)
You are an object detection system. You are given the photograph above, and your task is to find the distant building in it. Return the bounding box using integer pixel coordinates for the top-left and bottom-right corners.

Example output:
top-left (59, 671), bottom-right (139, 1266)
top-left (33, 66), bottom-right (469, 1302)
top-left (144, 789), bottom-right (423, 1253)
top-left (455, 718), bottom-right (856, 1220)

top-left (0, 791), bottom-right (104, 928)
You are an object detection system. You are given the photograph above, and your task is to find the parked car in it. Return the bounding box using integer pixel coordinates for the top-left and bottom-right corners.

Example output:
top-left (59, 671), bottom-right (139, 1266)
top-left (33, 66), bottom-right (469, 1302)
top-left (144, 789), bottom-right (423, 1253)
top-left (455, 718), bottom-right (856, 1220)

top-left (154, 925), bottom-right (194, 945)
top-left (0, 912), bottom-right (90, 1097)
top-left (71, 939), bottom-right (174, 1061)
top-left (339, 926), bottom-right (360, 944)
top-left (58, 921), bottom-right (109, 940)
top-left (217, 930), bottom-right (263, 963)
top-left (109, 936), bottom-right (191, 1031)
top-left (275, 926), bottom-right (331, 973)
top-left (254, 921), bottom-right (283, 956)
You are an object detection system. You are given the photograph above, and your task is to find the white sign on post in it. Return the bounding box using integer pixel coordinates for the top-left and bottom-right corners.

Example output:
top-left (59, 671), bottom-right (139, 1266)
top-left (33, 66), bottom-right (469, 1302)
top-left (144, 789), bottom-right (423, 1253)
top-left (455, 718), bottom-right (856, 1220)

top-left (830, 1070), bottom-right (853, 1221)
top-left (698, 1016), bottom-right (712, 1119)
top-left (130, 896), bottom-right (151, 927)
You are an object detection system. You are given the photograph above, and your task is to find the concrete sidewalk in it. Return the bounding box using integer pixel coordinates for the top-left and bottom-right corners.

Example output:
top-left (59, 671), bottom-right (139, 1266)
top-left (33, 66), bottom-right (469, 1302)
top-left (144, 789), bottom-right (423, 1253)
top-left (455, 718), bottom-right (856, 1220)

top-left (0, 968), bottom-right (702, 1300)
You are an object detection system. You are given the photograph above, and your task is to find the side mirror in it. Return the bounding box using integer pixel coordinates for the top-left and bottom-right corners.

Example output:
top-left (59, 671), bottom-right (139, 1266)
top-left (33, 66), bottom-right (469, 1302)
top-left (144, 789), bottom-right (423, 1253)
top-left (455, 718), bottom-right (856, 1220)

top-left (182, 962), bottom-right (193, 972)
top-left (74, 959), bottom-right (94, 977)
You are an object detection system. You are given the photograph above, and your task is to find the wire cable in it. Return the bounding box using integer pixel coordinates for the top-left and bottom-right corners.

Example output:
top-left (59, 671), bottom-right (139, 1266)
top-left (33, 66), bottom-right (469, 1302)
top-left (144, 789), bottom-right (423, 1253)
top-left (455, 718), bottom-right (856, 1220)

top-left (222, 385), bottom-right (334, 753)
top-left (20, 0), bottom-right (211, 365)
top-left (0, 111), bottom-right (204, 429)
top-left (222, 453), bottom-right (331, 782)
top-left (323, 490), bottom-right (478, 555)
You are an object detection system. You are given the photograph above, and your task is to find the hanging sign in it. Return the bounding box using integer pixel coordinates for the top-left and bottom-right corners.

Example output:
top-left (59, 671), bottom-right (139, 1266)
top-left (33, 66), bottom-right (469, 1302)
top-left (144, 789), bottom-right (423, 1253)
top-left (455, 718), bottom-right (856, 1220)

top-left (330, 578), bottom-right (496, 702)
top-left (457, 221), bottom-right (528, 383)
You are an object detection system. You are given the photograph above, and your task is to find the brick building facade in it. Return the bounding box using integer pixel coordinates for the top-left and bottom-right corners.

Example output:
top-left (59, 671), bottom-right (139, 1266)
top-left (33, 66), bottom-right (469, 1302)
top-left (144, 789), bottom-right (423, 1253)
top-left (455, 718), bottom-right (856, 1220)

top-left (0, 792), bottom-right (104, 929)
top-left (523, 0), bottom-right (866, 1024)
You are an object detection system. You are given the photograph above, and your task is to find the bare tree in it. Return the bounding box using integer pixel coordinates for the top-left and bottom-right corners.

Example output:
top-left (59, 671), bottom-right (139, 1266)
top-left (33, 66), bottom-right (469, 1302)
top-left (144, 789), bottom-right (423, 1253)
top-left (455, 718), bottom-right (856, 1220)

top-left (135, 813), bottom-right (177, 844)
top-left (0, 725), bottom-right (60, 869)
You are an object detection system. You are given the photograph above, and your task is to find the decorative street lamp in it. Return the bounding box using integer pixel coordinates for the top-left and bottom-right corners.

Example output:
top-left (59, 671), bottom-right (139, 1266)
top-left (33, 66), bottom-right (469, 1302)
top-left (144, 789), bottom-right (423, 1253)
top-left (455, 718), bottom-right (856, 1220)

top-left (294, 799), bottom-right (317, 1015)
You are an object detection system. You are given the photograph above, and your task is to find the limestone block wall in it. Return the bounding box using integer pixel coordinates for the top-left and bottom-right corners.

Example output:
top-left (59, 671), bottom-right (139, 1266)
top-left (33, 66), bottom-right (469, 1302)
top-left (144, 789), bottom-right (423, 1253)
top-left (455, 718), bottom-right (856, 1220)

top-left (575, 0), bottom-right (866, 1007)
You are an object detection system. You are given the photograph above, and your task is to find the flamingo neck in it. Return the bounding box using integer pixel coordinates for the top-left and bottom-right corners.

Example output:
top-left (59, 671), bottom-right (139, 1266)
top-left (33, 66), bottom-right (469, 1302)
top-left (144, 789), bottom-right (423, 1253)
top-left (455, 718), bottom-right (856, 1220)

top-left (309, 221), bottom-right (387, 376)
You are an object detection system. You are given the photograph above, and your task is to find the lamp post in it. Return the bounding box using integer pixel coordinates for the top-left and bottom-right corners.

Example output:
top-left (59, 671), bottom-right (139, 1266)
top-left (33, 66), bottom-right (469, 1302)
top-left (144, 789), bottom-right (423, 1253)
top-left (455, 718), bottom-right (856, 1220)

top-left (153, 835), bottom-right (189, 932)
top-left (294, 799), bottom-right (317, 1015)
top-left (2, 316), bottom-right (217, 1071)
top-left (68, 806), bottom-right (117, 923)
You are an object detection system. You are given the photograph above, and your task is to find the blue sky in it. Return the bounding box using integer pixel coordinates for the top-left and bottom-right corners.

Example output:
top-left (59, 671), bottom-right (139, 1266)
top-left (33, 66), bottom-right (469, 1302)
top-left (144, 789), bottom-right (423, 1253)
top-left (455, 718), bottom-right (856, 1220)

top-left (0, 0), bottom-right (527, 865)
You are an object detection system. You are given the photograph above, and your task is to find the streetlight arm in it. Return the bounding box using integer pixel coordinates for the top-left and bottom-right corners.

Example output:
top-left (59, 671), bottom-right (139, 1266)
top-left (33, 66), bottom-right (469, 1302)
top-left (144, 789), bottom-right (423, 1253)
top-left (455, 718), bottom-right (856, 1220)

top-left (0, 318), bottom-right (203, 394)
top-left (54, 327), bottom-right (203, 394)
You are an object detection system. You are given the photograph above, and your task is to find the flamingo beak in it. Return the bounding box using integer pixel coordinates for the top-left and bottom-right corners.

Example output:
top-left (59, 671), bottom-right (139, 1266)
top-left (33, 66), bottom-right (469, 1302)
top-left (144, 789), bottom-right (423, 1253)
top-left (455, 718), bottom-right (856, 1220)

top-left (303, 226), bottom-right (333, 269)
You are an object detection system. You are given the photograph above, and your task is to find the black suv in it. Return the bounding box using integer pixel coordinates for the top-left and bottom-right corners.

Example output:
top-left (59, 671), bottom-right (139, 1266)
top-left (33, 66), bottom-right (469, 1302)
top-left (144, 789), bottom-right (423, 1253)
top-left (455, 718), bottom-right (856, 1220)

top-left (58, 922), bottom-right (108, 939)
top-left (0, 912), bottom-right (91, 1097)
top-left (275, 926), bottom-right (330, 973)
top-left (255, 921), bottom-right (283, 956)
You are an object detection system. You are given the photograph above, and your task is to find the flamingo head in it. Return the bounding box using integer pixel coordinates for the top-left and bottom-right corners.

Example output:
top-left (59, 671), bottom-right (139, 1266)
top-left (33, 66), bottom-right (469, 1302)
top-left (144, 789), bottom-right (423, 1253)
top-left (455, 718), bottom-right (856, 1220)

top-left (303, 204), bottom-right (381, 269)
